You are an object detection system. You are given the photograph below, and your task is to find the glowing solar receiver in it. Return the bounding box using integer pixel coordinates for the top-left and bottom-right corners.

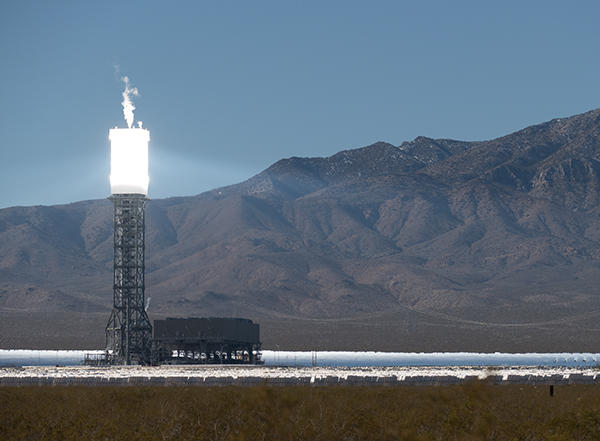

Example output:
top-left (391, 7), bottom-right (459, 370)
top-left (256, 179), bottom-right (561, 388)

top-left (109, 128), bottom-right (150, 195)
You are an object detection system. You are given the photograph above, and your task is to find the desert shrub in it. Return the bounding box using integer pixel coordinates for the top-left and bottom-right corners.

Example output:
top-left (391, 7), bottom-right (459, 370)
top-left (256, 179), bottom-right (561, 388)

top-left (1, 383), bottom-right (600, 440)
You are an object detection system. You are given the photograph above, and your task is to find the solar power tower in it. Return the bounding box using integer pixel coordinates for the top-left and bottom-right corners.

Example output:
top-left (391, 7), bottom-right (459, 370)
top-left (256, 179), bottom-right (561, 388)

top-left (105, 127), bottom-right (153, 364)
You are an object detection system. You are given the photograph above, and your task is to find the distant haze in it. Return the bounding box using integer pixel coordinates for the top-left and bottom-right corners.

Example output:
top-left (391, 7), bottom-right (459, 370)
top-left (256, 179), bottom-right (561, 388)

top-left (1, 1), bottom-right (600, 208)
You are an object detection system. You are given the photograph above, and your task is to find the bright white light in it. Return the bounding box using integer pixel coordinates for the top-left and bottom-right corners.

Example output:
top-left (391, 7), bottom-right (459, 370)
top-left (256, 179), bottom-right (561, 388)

top-left (109, 128), bottom-right (150, 195)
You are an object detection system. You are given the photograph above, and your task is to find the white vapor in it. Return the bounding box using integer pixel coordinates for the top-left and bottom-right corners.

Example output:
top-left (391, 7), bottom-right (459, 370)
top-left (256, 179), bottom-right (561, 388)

top-left (121, 76), bottom-right (139, 128)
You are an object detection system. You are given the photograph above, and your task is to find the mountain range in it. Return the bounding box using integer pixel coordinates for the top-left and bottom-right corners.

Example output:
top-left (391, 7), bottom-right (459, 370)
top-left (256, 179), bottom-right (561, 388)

top-left (2, 108), bottom-right (600, 351)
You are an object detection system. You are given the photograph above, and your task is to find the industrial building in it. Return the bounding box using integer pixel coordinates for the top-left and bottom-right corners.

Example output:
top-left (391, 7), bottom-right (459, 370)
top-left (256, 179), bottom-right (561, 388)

top-left (86, 316), bottom-right (262, 366)
top-left (152, 317), bottom-right (261, 364)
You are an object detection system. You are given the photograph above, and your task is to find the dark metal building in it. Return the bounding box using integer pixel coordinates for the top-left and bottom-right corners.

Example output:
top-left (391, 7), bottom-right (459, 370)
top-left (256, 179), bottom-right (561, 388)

top-left (152, 317), bottom-right (261, 364)
top-left (105, 194), bottom-right (153, 364)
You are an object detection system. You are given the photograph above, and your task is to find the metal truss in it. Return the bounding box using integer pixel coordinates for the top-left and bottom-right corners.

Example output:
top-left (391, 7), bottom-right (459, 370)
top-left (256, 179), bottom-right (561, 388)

top-left (105, 194), bottom-right (152, 364)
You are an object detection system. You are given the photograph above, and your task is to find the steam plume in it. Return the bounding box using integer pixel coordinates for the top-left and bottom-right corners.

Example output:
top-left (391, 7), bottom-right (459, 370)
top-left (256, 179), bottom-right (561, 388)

top-left (121, 76), bottom-right (139, 128)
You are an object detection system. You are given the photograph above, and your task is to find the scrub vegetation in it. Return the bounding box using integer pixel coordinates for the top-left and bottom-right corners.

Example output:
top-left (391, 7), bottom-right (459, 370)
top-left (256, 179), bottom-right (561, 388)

top-left (1, 382), bottom-right (600, 440)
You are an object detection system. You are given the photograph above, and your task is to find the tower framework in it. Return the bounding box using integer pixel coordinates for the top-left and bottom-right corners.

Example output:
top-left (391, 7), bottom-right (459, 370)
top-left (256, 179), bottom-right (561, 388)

top-left (105, 194), bottom-right (152, 364)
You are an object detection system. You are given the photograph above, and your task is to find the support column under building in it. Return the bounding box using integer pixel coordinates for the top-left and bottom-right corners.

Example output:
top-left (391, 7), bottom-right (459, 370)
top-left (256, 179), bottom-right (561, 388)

top-left (105, 194), bottom-right (152, 364)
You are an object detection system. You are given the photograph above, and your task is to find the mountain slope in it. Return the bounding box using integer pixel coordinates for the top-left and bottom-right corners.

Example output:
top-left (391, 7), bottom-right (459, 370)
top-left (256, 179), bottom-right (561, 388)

top-left (2, 109), bottom-right (600, 349)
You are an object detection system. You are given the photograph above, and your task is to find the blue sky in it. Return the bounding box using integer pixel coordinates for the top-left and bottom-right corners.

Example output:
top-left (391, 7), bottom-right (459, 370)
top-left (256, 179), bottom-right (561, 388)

top-left (1, 1), bottom-right (599, 208)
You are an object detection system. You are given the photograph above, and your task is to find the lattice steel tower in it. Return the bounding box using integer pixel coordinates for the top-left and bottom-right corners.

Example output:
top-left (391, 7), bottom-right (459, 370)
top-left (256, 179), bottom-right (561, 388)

top-left (105, 127), bottom-right (152, 364)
